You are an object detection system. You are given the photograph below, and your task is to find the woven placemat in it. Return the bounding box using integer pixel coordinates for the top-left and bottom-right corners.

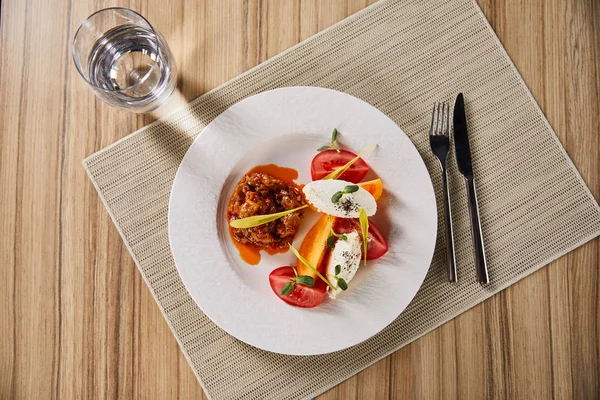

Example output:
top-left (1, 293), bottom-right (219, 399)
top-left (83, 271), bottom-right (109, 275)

top-left (84, 0), bottom-right (600, 398)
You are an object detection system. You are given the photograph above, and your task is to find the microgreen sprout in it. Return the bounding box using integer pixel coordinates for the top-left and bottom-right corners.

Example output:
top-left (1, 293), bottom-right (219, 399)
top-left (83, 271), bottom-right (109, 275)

top-left (326, 216), bottom-right (348, 249)
top-left (327, 264), bottom-right (348, 291)
top-left (317, 128), bottom-right (341, 153)
top-left (331, 185), bottom-right (359, 204)
top-left (279, 265), bottom-right (316, 296)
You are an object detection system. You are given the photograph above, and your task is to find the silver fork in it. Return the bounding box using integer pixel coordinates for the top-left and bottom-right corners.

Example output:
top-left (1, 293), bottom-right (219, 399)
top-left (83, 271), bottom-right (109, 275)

top-left (429, 102), bottom-right (457, 282)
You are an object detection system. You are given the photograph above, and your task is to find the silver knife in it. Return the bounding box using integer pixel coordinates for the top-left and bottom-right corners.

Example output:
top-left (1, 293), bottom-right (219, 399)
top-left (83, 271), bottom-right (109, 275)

top-left (453, 93), bottom-right (489, 284)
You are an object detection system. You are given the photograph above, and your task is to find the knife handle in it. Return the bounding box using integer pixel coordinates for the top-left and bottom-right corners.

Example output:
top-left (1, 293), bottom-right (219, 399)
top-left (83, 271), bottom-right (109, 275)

top-left (441, 168), bottom-right (457, 282)
top-left (465, 178), bottom-right (489, 284)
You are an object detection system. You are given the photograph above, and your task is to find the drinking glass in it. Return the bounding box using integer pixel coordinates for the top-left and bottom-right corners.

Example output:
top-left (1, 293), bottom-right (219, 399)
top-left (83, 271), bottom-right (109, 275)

top-left (72, 8), bottom-right (177, 113)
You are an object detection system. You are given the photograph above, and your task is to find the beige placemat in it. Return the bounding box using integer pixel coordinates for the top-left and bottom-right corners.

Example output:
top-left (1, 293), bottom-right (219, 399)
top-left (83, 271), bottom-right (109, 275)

top-left (84, 0), bottom-right (600, 398)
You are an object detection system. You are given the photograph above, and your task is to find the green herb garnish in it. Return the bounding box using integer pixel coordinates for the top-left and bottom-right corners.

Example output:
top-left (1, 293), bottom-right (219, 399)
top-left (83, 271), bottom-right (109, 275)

top-left (317, 128), bottom-right (341, 153)
top-left (329, 264), bottom-right (347, 291)
top-left (332, 128), bottom-right (339, 142)
top-left (295, 275), bottom-right (315, 286)
top-left (336, 277), bottom-right (348, 291)
top-left (229, 204), bottom-right (308, 229)
top-left (323, 144), bottom-right (377, 180)
top-left (326, 216), bottom-right (348, 249)
top-left (289, 245), bottom-right (337, 291)
top-left (359, 208), bottom-right (369, 266)
top-left (331, 185), bottom-right (360, 204)
top-left (325, 262), bottom-right (350, 292)
top-left (279, 270), bottom-right (316, 296)
top-left (280, 281), bottom-right (295, 295)
top-left (327, 235), bottom-right (336, 249)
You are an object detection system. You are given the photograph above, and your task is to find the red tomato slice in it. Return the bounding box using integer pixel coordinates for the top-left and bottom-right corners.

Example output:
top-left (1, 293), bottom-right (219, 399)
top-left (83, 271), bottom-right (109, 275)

top-left (268, 266), bottom-right (327, 308)
top-left (333, 218), bottom-right (389, 260)
top-left (311, 149), bottom-right (369, 183)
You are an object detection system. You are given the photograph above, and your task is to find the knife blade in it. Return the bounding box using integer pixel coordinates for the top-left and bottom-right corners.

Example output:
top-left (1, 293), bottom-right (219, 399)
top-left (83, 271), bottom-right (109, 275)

top-left (453, 93), bottom-right (489, 284)
top-left (453, 93), bottom-right (473, 178)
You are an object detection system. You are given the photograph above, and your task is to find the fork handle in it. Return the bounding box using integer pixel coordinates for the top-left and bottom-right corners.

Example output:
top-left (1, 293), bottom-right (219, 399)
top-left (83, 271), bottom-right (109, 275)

top-left (441, 168), bottom-right (457, 282)
top-left (465, 178), bottom-right (489, 284)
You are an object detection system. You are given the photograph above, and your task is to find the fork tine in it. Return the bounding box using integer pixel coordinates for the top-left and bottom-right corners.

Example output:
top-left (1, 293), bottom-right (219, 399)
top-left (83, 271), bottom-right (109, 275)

top-left (435, 102), bottom-right (441, 135)
top-left (439, 101), bottom-right (446, 135)
top-left (429, 103), bottom-right (436, 136)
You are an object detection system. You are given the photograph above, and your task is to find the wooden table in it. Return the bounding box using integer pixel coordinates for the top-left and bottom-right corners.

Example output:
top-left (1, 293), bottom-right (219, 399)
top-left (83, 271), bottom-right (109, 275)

top-left (1, 0), bottom-right (599, 398)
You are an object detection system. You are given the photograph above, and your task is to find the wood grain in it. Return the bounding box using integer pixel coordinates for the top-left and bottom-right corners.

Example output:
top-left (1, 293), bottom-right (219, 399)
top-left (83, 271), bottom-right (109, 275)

top-left (1, 0), bottom-right (599, 398)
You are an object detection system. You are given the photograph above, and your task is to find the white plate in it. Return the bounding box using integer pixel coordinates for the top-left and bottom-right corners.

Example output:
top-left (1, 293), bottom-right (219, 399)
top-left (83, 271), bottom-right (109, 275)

top-left (169, 87), bottom-right (437, 355)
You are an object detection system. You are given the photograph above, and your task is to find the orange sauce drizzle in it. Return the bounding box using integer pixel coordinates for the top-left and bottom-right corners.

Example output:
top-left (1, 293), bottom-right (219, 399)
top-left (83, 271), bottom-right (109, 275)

top-left (247, 164), bottom-right (299, 184)
top-left (228, 164), bottom-right (301, 265)
top-left (229, 226), bottom-right (289, 265)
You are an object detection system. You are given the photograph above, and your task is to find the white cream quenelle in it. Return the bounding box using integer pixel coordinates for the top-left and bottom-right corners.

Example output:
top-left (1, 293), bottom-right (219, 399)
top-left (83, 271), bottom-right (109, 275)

top-left (326, 232), bottom-right (362, 298)
top-left (302, 179), bottom-right (377, 218)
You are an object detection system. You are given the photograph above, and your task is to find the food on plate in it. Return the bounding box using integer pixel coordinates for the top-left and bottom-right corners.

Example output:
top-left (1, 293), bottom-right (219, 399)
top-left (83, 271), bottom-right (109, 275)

top-left (289, 244), bottom-right (337, 290)
top-left (229, 204), bottom-right (307, 229)
top-left (268, 266), bottom-right (327, 308)
top-left (228, 129), bottom-right (389, 308)
top-left (333, 217), bottom-right (389, 260)
top-left (227, 171), bottom-right (306, 249)
top-left (302, 179), bottom-right (377, 218)
top-left (317, 128), bottom-right (342, 153)
top-left (295, 214), bottom-right (330, 279)
top-left (311, 149), bottom-right (369, 183)
top-left (312, 142), bottom-right (376, 182)
top-left (358, 178), bottom-right (383, 201)
top-left (325, 231), bottom-right (362, 298)
top-left (359, 209), bottom-right (369, 265)
top-left (227, 164), bottom-right (306, 265)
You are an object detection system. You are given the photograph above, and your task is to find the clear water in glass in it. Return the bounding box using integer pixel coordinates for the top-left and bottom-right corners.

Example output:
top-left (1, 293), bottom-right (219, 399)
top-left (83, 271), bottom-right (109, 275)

top-left (73, 8), bottom-right (177, 113)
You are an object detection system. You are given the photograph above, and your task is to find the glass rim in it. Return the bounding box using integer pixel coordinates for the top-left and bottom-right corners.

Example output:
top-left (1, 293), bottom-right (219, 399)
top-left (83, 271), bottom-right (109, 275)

top-left (72, 7), bottom-right (164, 94)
